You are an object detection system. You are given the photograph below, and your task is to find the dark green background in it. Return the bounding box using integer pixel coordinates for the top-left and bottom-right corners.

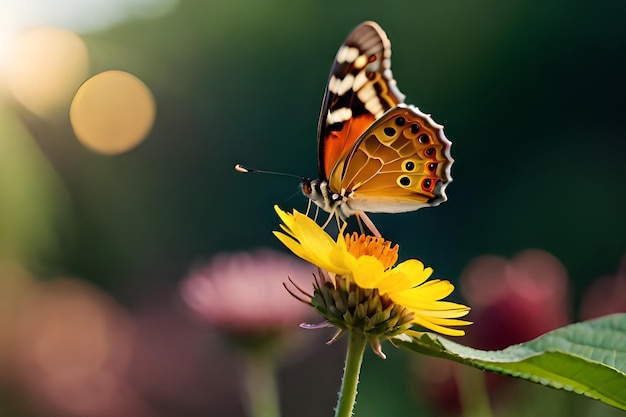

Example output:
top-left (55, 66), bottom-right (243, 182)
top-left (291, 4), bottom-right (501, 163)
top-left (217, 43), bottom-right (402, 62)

top-left (34, 1), bottom-right (626, 290)
top-left (3, 1), bottom-right (626, 416)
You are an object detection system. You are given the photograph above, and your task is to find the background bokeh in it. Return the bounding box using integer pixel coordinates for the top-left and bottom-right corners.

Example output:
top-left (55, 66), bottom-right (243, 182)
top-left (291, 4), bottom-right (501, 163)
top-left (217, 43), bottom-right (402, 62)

top-left (1, 0), bottom-right (625, 416)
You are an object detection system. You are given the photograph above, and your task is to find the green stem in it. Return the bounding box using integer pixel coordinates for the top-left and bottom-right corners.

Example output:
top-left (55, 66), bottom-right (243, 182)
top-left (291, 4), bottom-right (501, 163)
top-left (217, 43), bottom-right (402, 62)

top-left (242, 353), bottom-right (281, 417)
top-left (335, 331), bottom-right (368, 417)
top-left (456, 365), bottom-right (492, 417)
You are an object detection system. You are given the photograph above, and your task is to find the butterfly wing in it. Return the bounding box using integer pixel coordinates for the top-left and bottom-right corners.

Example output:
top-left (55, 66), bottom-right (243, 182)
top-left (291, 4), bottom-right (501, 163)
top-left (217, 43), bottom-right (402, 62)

top-left (337, 104), bottom-right (453, 213)
top-left (317, 21), bottom-right (405, 193)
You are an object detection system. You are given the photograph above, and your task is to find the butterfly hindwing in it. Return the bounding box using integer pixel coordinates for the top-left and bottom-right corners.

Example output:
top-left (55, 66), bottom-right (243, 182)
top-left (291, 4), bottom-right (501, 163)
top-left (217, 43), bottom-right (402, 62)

top-left (317, 21), bottom-right (405, 189)
top-left (335, 104), bottom-right (453, 214)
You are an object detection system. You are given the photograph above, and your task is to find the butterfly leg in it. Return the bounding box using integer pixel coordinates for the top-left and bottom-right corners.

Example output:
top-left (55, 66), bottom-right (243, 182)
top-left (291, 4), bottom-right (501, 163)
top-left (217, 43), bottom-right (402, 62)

top-left (333, 211), bottom-right (347, 234)
top-left (355, 214), bottom-right (366, 235)
top-left (305, 199), bottom-right (322, 223)
top-left (356, 211), bottom-right (382, 238)
top-left (320, 210), bottom-right (335, 230)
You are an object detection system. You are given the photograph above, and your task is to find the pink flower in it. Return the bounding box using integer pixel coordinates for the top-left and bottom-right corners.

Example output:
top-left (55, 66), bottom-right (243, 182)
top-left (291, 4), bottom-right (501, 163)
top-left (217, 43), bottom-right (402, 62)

top-left (580, 254), bottom-right (626, 320)
top-left (180, 249), bottom-right (315, 335)
top-left (460, 249), bottom-right (571, 349)
top-left (11, 278), bottom-right (149, 417)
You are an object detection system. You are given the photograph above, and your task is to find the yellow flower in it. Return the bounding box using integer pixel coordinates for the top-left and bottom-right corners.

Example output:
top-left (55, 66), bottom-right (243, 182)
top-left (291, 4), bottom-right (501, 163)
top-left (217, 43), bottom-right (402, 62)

top-left (274, 206), bottom-right (471, 357)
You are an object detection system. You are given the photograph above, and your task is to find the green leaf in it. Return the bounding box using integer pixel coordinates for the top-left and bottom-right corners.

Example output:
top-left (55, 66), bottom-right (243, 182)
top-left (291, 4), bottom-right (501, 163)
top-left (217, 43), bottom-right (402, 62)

top-left (394, 313), bottom-right (626, 411)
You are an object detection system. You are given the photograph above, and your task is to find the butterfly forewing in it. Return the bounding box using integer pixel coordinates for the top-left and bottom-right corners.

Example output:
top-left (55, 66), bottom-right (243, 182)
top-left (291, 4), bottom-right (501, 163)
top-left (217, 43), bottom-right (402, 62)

top-left (336, 105), bottom-right (453, 214)
top-left (317, 21), bottom-right (405, 189)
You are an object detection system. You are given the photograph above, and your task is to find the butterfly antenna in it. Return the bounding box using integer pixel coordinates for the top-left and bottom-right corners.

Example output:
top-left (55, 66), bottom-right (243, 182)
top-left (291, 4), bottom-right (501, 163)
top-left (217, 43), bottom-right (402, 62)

top-left (235, 164), bottom-right (305, 181)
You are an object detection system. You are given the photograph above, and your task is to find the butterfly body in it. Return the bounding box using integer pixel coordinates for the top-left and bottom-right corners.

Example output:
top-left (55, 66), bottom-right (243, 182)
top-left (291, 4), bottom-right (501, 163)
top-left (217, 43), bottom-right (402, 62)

top-left (302, 21), bottom-right (453, 232)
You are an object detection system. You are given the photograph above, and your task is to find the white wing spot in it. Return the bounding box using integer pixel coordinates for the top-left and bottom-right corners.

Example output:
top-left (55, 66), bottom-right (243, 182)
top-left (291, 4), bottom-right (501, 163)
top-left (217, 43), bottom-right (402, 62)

top-left (344, 47), bottom-right (359, 63)
top-left (357, 84), bottom-right (376, 103)
top-left (337, 46), bottom-right (359, 64)
top-left (365, 98), bottom-right (383, 118)
top-left (336, 74), bottom-right (355, 96)
top-left (352, 70), bottom-right (368, 91)
top-left (336, 46), bottom-right (349, 63)
top-left (328, 75), bottom-right (339, 94)
top-left (327, 107), bottom-right (352, 125)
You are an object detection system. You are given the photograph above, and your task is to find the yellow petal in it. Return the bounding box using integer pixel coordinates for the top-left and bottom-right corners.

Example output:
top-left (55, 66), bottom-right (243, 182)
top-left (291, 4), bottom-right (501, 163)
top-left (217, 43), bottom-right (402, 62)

top-left (395, 260), bottom-right (430, 287)
top-left (273, 231), bottom-right (314, 263)
top-left (423, 317), bottom-right (473, 326)
top-left (274, 205), bottom-right (296, 231)
top-left (376, 260), bottom-right (431, 294)
top-left (393, 294), bottom-right (468, 312)
top-left (390, 280), bottom-right (456, 306)
top-left (274, 206), bottom-right (354, 275)
top-left (352, 255), bottom-right (385, 289)
top-left (411, 316), bottom-right (466, 336)
top-left (410, 304), bottom-right (471, 317)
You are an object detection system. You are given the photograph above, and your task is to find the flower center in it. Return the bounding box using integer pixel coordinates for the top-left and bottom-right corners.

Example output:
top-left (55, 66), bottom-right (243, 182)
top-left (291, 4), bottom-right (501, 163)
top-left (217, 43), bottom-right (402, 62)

top-left (344, 232), bottom-right (399, 270)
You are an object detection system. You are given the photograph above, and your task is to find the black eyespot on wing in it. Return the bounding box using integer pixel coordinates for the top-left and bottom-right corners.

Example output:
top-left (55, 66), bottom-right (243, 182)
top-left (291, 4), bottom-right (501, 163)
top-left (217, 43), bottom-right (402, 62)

top-left (410, 124), bottom-right (419, 134)
top-left (428, 162), bottom-right (437, 172)
top-left (395, 116), bottom-right (405, 126)
top-left (418, 134), bottom-right (430, 144)
top-left (383, 127), bottom-right (396, 137)
top-left (425, 148), bottom-right (435, 157)
top-left (422, 178), bottom-right (432, 190)
top-left (405, 161), bottom-right (415, 171)
top-left (399, 176), bottom-right (411, 186)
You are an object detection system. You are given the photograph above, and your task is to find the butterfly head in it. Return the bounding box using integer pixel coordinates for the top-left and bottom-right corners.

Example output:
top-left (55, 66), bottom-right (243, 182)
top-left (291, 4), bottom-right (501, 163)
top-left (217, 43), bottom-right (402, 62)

top-left (302, 178), bottom-right (357, 221)
top-left (301, 178), bottom-right (324, 209)
top-left (301, 177), bottom-right (314, 197)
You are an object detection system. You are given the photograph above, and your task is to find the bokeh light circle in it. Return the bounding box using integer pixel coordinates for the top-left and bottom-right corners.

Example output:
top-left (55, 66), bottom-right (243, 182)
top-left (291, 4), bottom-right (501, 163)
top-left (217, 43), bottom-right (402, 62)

top-left (5, 27), bottom-right (89, 118)
top-left (70, 70), bottom-right (156, 154)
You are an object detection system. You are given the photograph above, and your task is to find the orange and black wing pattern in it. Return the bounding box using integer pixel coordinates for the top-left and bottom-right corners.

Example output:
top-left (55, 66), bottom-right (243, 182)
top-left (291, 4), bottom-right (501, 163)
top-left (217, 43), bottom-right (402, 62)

top-left (317, 21), bottom-right (405, 191)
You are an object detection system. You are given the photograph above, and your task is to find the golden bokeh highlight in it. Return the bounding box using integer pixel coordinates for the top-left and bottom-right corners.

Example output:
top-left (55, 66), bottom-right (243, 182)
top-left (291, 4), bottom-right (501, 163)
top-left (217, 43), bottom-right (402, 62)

top-left (70, 70), bottom-right (156, 154)
top-left (4, 27), bottom-right (89, 118)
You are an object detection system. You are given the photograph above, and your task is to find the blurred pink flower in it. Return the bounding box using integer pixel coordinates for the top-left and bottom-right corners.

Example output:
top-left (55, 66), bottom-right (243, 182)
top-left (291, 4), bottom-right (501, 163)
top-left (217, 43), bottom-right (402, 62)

top-left (460, 249), bottom-right (571, 350)
top-left (580, 254), bottom-right (626, 320)
top-left (180, 249), bottom-right (315, 335)
top-left (125, 291), bottom-right (246, 417)
top-left (415, 249), bottom-right (572, 415)
top-left (13, 278), bottom-right (154, 417)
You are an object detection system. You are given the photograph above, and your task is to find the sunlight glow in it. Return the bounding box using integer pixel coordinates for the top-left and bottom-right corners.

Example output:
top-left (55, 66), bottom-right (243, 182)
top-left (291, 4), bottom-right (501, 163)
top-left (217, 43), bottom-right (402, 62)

top-left (4, 27), bottom-right (89, 118)
top-left (0, 0), bottom-right (179, 106)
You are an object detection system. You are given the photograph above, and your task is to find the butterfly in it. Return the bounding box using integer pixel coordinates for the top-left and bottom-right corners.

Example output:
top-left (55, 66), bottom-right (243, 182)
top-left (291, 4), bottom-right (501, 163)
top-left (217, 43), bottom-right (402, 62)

top-left (300, 21), bottom-right (453, 237)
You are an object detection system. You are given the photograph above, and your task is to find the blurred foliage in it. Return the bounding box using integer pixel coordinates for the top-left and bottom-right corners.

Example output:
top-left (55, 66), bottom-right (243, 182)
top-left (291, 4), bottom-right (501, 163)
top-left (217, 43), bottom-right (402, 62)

top-left (1, 0), bottom-right (625, 416)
